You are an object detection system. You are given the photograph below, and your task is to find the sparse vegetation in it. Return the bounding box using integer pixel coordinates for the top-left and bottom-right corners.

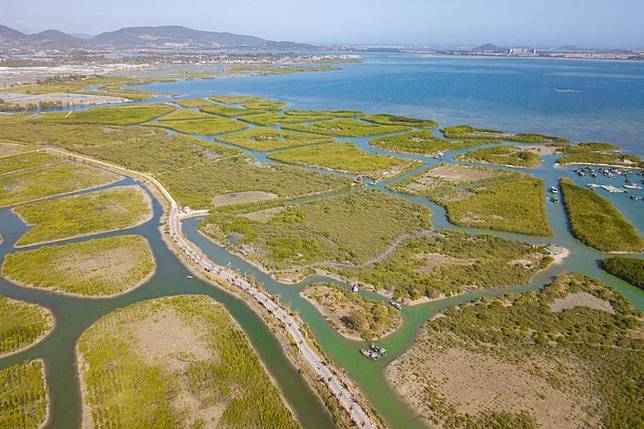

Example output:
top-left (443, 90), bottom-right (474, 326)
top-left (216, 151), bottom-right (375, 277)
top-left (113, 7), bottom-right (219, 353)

top-left (36, 104), bottom-right (175, 125)
top-left (0, 150), bottom-right (66, 175)
top-left (302, 283), bottom-right (402, 340)
top-left (393, 165), bottom-right (552, 236)
top-left (602, 257), bottom-right (644, 289)
top-left (3, 235), bottom-right (156, 297)
top-left (560, 178), bottom-right (642, 251)
top-left (267, 142), bottom-right (418, 178)
top-left (387, 273), bottom-right (643, 429)
top-left (77, 295), bottom-right (299, 429)
top-left (14, 185), bottom-right (152, 246)
top-left (0, 360), bottom-right (48, 429)
top-left (0, 296), bottom-right (52, 356)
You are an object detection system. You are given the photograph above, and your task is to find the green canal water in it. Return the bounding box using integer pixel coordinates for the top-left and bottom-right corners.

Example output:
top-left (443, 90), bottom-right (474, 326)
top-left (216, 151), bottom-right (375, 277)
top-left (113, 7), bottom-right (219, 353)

top-left (1, 109), bottom-right (643, 429)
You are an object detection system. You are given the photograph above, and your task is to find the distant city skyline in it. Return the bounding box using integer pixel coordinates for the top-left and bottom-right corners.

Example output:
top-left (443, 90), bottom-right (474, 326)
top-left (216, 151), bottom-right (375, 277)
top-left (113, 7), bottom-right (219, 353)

top-left (1, 0), bottom-right (643, 49)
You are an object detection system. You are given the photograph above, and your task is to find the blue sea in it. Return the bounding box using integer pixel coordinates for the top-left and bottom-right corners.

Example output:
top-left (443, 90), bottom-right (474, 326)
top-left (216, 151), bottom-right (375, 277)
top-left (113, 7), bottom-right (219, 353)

top-left (142, 53), bottom-right (644, 155)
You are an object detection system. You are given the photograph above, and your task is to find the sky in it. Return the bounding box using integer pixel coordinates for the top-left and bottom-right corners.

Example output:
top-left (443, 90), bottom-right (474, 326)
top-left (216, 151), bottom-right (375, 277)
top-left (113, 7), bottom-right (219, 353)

top-left (1, 0), bottom-right (643, 49)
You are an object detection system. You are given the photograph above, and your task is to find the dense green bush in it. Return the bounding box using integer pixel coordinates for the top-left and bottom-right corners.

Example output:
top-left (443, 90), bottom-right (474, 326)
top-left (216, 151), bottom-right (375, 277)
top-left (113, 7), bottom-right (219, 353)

top-left (602, 257), bottom-right (644, 289)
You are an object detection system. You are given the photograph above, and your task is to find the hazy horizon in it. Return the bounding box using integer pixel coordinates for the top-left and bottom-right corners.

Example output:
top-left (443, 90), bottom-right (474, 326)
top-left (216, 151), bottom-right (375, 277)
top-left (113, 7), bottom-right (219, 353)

top-left (1, 0), bottom-right (643, 49)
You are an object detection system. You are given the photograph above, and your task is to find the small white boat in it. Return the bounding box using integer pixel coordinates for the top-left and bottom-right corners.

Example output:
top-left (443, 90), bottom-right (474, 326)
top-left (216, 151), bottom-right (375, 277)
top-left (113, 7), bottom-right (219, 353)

top-left (186, 275), bottom-right (194, 279)
top-left (351, 282), bottom-right (359, 293)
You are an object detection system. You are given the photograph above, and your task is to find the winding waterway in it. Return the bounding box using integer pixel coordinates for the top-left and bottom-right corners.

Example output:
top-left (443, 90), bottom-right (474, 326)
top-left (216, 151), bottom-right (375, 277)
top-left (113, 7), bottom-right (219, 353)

top-left (1, 54), bottom-right (643, 429)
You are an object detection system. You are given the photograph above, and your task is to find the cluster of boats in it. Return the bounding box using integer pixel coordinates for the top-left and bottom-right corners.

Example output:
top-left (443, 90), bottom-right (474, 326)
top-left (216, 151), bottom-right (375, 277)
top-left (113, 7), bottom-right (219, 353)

top-left (549, 186), bottom-right (560, 203)
top-left (360, 344), bottom-right (388, 360)
top-left (573, 166), bottom-right (643, 198)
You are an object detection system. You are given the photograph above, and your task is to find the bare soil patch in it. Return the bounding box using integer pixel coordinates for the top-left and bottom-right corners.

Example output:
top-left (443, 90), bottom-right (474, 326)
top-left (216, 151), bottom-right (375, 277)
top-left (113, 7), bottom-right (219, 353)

top-left (387, 346), bottom-right (594, 429)
top-left (212, 191), bottom-right (278, 207)
top-left (428, 164), bottom-right (498, 182)
top-left (0, 142), bottom-right (27, 158)
top-left (549, 292), bottom-right (615, 314)
top-left (521, 145), bottom-right (558, 155)
top-left (414, 252), bottom-right (476, 273)
top-left (241, 207), bottom-right (285, 223)
top-left (0, 91), bottom-right (127, 107)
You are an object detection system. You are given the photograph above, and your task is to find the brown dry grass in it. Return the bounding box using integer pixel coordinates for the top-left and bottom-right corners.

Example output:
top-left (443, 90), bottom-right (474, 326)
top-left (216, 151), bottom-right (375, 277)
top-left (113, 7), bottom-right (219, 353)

top-left (212, 191), bottom-right (278, 207)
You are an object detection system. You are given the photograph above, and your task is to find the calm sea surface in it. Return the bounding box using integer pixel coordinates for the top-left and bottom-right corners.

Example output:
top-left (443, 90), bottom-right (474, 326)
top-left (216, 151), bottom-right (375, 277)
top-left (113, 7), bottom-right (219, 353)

top-left (143, 53), bottom-right (644, 155)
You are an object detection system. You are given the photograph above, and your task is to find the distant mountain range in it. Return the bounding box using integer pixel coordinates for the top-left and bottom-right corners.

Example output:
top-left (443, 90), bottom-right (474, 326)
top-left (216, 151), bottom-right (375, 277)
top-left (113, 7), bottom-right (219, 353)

top-left (0, 24), bottom-right (312, 50)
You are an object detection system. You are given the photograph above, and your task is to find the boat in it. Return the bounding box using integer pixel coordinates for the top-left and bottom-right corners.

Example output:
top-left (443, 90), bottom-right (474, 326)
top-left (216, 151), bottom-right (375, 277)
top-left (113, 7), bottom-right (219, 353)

top-left (624, 183), bottom-right (642, 190)
top-left (389, 300), bottom-right (403, 310)
top-left (186, 275), bottom-right (194, 279)
top-left (351, 282), bottom-right (359, 293)
top-left (550, 186), bottom-right (558, 194)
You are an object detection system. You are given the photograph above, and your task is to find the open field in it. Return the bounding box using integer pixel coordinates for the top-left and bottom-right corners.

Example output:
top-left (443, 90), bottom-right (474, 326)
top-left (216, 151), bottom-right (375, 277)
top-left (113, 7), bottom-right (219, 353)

top-left (0, 150), bottom-right (66, 175)
top-left (601, 257), bottom-right (644, 289)
top-left (0, 360), bottom-right (48, 429)
top-left (0, 296), bottom-right (53, 357)
top-left (338, 230), bottom-right (552, 300)
top-left (441, 125), bottom-right (568, 144)
top-left (14, 185), bottom-right (152, 247)
top-left (267, 142), bottom-right (419, 178)
top-left (161, 155), bottom-right (352, 209)
top-left (0, 90), bottom-right (127, 109)
top-left (386, 273), bottom-right (643, 429)
top-left (302, 283), bottom-right (402, 341)
top-left (77, 295), bottom-right (299, 429)
top-left (284, 118), bottom-right (410, 137)
top-left (364, 114), bottom-right (437, 128)
top-left (240, 111), bottom-right (332, 126)
top-left (36, 104), bottom-right (175, 126)
top-left (393, 164), bottom-right (552, 236)
top-left (212, 191), bottom-right (278, 207)
top-left (370, 130), bottom-right (486, 155)
top-left (560, 178), bottom-right (642, 252)
top-left (459, 145), bottom-right (541, 167)
top-left (201, 189), bottom-right (431, 271)
top-left (217, 127), bottom-right (332, 151)
top-left (147, 116), bottom-right (247, 135)
top-left (3, 235), bottom-right (155, 297)
top-left (0, 162), bottom-right (121, 207)
top-left (0, 142), bottom-right (29, 158)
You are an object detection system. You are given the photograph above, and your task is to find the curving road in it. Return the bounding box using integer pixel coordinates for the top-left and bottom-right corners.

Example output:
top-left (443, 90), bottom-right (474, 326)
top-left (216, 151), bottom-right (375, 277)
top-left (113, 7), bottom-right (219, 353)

top-left (49, 148), bottom-right (377, 429)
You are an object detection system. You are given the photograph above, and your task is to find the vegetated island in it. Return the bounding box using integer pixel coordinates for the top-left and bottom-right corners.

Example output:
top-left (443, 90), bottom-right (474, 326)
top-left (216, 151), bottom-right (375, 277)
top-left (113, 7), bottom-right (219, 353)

top-left (458, 145), bottom-right (541, 167)
top-left (601, 257), bottom-right (644, 289)
top-left (0, 360), bottom-right (49, 429)
top-left (441, 125), bottom-right (567, 144)
top-left (13, 185), bottom-right (153, 247)
top-left (335, 230), bottom-right (556, 302)
top-left (2, 235), bottom-right (156, 297)
top-left (0, 296), bottom-right (53, 357)
top-left (369, 130), bottom-right (487, 156)
top-left (557, 142), bottom-right (643, 168)
top-left (560, 178), bottom-right (642, 252)
top-left (392, 164), bottom-right (552, 236)
top-left (76, 295), bottom-right (299, 428)
top-left (301, 283), bottom-right (403, 341)
top-left (386, 272), bottom-right (643, 429)
top-left (283, 118), bottom-right (410, 137)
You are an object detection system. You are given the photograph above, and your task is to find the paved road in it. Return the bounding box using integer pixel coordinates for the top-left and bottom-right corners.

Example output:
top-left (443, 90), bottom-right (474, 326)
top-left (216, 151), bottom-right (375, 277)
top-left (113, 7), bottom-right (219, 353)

top-left (51, 148), bottom-right (377, 429)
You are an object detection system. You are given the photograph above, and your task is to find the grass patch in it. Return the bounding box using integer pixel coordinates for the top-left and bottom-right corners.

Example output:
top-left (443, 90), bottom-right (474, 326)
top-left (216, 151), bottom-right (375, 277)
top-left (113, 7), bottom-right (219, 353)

top-left (36, 104), bottom-right (175, 125)
top-left (14, 185), bottom-right (152, 246)
top-left (387, 273), bottom-right (643, 429)
top-left (302, 283), bottom-right (402, 341)
top-left (285, 110), bottom-right (365, 118)
top-left (157, 109), bottom-right (214, 121)
top-left (0, 150), bottom-right (66, 175)
top-left (558, 142), bottom-right (620, 153)
top-left (370, 130), bottom-right (486, 155)
top-left (0, 162), bottom-right (121, 207)
top-left (602, 257), bottom-right (644, 289)
top-left (560, 178), bottom-right (642, 251)
top-left (364, 114), bottom-right (437, 128)
top-left (284, 118), bottom-right (410, 137)
top-left (200, 104), bottom-right (261, 118)
top-left (267, 142), bottom-right (418, 178)
top-left (0, 296), bottom-right (52, 356)
top-left (147, 117), bottom-right (247, 135)
top-left (173, 98), bottom-right (213, 108)
top-left (208, 96), bottom-right (288, 111)
top-left (459, 145), bottom-right (540, 167)
top-left (442, 125), bottom-right (567, 144)
top-left (393, 165), bottom-right (552, 236)
top-left (338, 230), bottom-right (551, 300)
top-left (201, 189), bottom-right (431, 271)
top-left (0, 360), bottom-right (48, 429)
top-left (3, 235), bottom-right (155, 297)
top-left (218, 127), bottom-right (332, 151)
top-left (77, 295), bottom-right (299, 428)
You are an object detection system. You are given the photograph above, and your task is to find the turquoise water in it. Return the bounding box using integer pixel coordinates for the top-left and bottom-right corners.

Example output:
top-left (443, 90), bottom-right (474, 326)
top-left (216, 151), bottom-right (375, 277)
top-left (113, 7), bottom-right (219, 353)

top-left (142, 53), bottom-right (644, 155)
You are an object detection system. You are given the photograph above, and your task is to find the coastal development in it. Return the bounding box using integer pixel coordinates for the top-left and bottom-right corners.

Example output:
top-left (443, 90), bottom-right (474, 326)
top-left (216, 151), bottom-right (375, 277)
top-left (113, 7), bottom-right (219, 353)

top-left (0, 27), bottom-right (643, 429)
